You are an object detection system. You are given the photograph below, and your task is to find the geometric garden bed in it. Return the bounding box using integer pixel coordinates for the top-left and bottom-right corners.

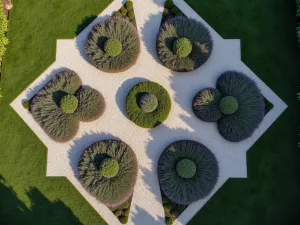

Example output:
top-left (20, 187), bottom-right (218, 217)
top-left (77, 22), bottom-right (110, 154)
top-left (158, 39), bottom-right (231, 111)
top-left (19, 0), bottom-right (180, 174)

top-left (11, 0), bottom-right (287, 225)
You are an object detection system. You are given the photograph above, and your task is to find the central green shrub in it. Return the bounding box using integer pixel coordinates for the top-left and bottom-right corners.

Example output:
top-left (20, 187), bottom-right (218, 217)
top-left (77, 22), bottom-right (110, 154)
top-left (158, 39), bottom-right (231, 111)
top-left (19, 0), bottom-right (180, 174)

top-left (173, 38), bottom-right (192, 57)
top-left (176, 159), bottom-right (196, 178)
top-left (139, 93), bottom-right (158, 113)
top-left (78, 140), bottom-right (138, 207)
top-left (104, 38), bottom-right (123, 57)
top-left (126, 81), bottom-right (171, 128)
top-left (99, 158), bottom-right (120, 178)
top-left (60, 94), bottom-right (78, 114)
top-left (85, 17), bottom-right (140, 73)
top-left (219, 96), bottom-right (238, 115)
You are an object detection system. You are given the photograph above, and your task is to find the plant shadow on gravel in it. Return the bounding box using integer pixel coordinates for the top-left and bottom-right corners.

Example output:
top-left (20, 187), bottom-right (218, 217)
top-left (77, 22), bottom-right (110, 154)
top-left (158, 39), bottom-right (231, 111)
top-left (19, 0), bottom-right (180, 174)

top-left (0, 175), bottom-right (82, 225)
top-left (75, 15), bottom-right (98, 36)
top-left (131, 205), bottom-right (164, 225)
top-left (115, 77), bottom-right (148, 118)
top-left (68, 131), bottom-right (119, 176)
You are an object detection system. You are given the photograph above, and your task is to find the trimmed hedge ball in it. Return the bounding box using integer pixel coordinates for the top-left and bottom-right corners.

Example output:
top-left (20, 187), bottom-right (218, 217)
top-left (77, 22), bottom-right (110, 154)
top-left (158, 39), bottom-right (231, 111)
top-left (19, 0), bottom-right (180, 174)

top-left (99, 158), bottom-right (120, 178)
top-left (157, 17), bottom-right (213, 72)
top-left (60, 94), bottom-right (78, 114)
top-left (104, 38), bottom-right (123, 57)
top-left (219, 96), bottom-right (238, 115)
top-left (78, 140), bottom-right (138, 207)
top-left (126, 81), bottom-right (171, 128)
top-left (173, 38), bottom-right (192, 57)
top-left (85, 17), bottom-right (140, 73)
top-left (192, 88), bottom-right (222, 122)
top-left (139, 93), bottom-right (158, 113)
top-left (176, 159), bottom-right (196, 179)
top-left (114, 11), bottom-right (122, 17)
top-left (216, 71), bottom-right (265, 142)
top-left (158, 140), bottom-right (219, 205)
top-left (165, 0), bottom-right (175, 8)
top-left (30, 69), bottom-right (105, 142)
top-left (125, 1), bottom-right (133, 10)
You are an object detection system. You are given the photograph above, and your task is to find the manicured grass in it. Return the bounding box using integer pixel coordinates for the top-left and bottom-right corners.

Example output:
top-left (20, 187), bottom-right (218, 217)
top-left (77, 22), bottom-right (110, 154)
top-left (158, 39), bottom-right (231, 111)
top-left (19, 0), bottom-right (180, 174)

top-left (186, 0), bottom-right (300, 224)
top-left (0, 0), bottom-right (113, 224)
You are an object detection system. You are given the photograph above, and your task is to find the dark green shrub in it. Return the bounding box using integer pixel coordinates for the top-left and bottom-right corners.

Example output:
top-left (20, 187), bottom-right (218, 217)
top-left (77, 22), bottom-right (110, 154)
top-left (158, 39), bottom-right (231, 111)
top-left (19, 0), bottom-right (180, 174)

top-left (176, 159), bottom-right (196, 179)
top-left (162, 196), bottom-right (170, 204)
top-left (163, 203), bottom-right (172, 213)
top-left (219, 96), bottom-right (238, 115)
top-left (158, 140), bottom-right (219, 205)
top-left (165, 0), bottom-right (175, 9)
top-left (78, 140), bottom-right (138, 207)
top-left (121, 201), bottom-right (129, 209)
top-left (170, 7), bottom-right (179, 15)
top-left (139, 93), bottom-right (158, 113)
top-left (127, 11), bottom-right (135, 20)
top-left (85, 18), bottom-right (140, 73)
top-left (166, 217), bottom-right (173, 225)
top-left (60, 94), bottom-right (78, 114)
top-left (216, 71), bottom-right (265, 142)
top-left (192, 88), bottom-right (222, 122)
top-left (125, 16), bottom-right (130, 21)
top-left (31, 70), bottom-right (104, 142)
top-left (171, 210), bottom-right (180, 217)
top-left (119, 216), bottom-right (128, 224)
top-left (22, 100), bottom-right (30, 110)
top-left (173, 37), bottom-right (192, 57)
top-left (123, 208), bottom-right (130, 217)
top-left (120, 7), bottom-right (127, 16)
top-left (157, 17), bottom-right (213, 72)
top-left (104, 38), bottom-right (123, 57)
top-left (175, 12), bottom-right (184, 17)
top-left (125, 1), bottom-right (133, 10)
top-left (114, 11), bottom-right (122, 17)
top-left (0, 4), bottom-right (8, 63)
top-left (99, 158), bottom-right (119, 178)
top-left (126, 81), bottom-right (171, 128)
top-left (163, 10), bottom-right (169, 17)
top-left (114, 210), bottom-right (122, 217)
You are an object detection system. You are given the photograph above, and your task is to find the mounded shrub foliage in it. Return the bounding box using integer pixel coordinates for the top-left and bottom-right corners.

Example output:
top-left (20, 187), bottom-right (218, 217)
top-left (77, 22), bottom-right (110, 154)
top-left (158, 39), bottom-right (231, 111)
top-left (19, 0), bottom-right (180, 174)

top-left (158, 140), bottom-right (219, 205)
top-left (193, 71), bottom-right (265, 142)
top-left (30, 69), bottom-right (105, 142)
top-left (78, 140), bottom-right (138, 207)
top-left (126, 81), bottom-right (171, 128)
top-left (216, 71), bottom-right (265, 142)
top-left (157, 17), bottom-right (213, 72)
top-left (85, 17), bottom-right (140, 73)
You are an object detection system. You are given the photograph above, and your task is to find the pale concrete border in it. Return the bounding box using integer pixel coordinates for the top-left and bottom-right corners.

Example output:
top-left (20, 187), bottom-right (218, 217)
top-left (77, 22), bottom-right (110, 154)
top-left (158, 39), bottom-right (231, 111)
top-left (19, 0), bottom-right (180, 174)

top-left (10, 0), bottom-right (287, 224)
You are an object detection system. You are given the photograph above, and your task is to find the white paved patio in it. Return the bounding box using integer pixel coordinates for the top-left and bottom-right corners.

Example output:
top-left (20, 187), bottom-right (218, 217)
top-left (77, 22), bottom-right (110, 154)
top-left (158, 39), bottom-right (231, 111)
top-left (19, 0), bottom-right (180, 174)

top-left (11, 0), bottom-right (287, 224)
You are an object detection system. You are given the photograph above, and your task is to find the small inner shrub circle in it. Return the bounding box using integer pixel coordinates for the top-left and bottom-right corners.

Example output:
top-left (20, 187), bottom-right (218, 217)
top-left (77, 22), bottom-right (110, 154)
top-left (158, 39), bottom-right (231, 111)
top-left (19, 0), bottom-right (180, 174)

top-left (173, 38), bottom-right (192, 57)
top-left (99, 158), bottom-right (120, 178)
top-left (176, 159), bottom-right (196, 178)
top-left (139, 93), bottom-right (158, 113)
top-left (60, 94), bottom-right (78, 114)
top-left (104, 38), bottom-right (123, 57)
top-left (219, 96), bottom-right (238, 115)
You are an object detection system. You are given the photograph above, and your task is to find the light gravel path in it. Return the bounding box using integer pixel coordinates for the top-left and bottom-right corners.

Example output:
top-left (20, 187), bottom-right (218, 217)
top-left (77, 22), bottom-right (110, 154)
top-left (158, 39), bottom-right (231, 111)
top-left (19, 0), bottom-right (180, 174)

top-left (11, 0), bottom-right (287, 224)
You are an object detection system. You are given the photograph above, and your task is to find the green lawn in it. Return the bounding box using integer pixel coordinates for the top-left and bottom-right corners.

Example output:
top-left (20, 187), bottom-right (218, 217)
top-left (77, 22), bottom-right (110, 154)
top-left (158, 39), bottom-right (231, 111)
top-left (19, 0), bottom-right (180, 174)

top-left (186, 0), bottom-right (300, 225)
top-left (0, 0), bottom-right (299, 225)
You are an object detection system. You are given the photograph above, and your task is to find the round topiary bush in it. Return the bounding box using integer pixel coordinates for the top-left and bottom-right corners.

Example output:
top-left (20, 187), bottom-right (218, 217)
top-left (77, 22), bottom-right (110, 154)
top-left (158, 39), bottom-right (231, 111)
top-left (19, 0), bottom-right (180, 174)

top-left (158, 140), bottom-right (219, 205)
top-left (99, 158), bottom-right (120, 178)
top-left (176, 159), bottom-right (196, 179)
top-left (216, 71), bottom-right (265, 142)
top-left (104, 38), bottom-right (123, 57)
top-left (60, 94), bottom-right (78, 114)
top-left (192, 88), bottom-right (222, 122)
top-left (173, 38), bottom-right (192, 57)
top-left (30, 69), bottom-right (105, 142)
top-left (78, 140), bottom-right (138, 207)
top-left (120, 7), bottom-right (127, 16)
top-left (170, 7), bottom-right (180, 15)
top-left (219, 96), bottom-right (238, 115)
top-left (126, 81), bottom-right (171, 128)
top-left (125, 1), bottom-right (133, 10)
top-left (127, 11), bottom-right (135, 20)
top-left (85, 18), bottom-right (140, 73)
top-left (139, 93), bottom-right (158, 113)
top-left (165, 0), bottom-right (175, 8)
top-left (114, 11), bottom-right (122, 17)
top-left (157, 17), bottom-right (213, 72)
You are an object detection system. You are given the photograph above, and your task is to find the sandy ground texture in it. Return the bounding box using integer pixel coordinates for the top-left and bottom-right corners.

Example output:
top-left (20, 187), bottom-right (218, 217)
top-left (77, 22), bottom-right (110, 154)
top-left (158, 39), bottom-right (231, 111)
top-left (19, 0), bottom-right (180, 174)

top-left (11, 0), bottom-right (287, 224)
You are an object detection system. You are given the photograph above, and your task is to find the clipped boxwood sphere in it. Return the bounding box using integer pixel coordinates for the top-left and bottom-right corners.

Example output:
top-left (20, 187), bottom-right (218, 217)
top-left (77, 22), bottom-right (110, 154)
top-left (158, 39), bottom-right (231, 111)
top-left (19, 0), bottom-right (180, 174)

top-left (60, 94), bottom-right (78, 114)
top-left (173, 38), bottom-right (192, 57)
top-left (125, 1), bottom-right (133, 10)
top-left (139, 93), bottom-right (158, 113)
top-left (176, 159), bottom-right (196, 179)
top-left (104, 38), bottom-right (123, 57)
top-left (99, 158), bottom-right (120, 178)
top-left (219, 96), bottom-right (238, 115)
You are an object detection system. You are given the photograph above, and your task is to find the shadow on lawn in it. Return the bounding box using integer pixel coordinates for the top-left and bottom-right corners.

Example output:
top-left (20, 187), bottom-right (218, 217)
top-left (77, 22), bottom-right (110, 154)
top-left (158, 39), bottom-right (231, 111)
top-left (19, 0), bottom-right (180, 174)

top-left (0, 175), bottom-right (82, 225)
top-left (75, 15), bottom-right (97, 36)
